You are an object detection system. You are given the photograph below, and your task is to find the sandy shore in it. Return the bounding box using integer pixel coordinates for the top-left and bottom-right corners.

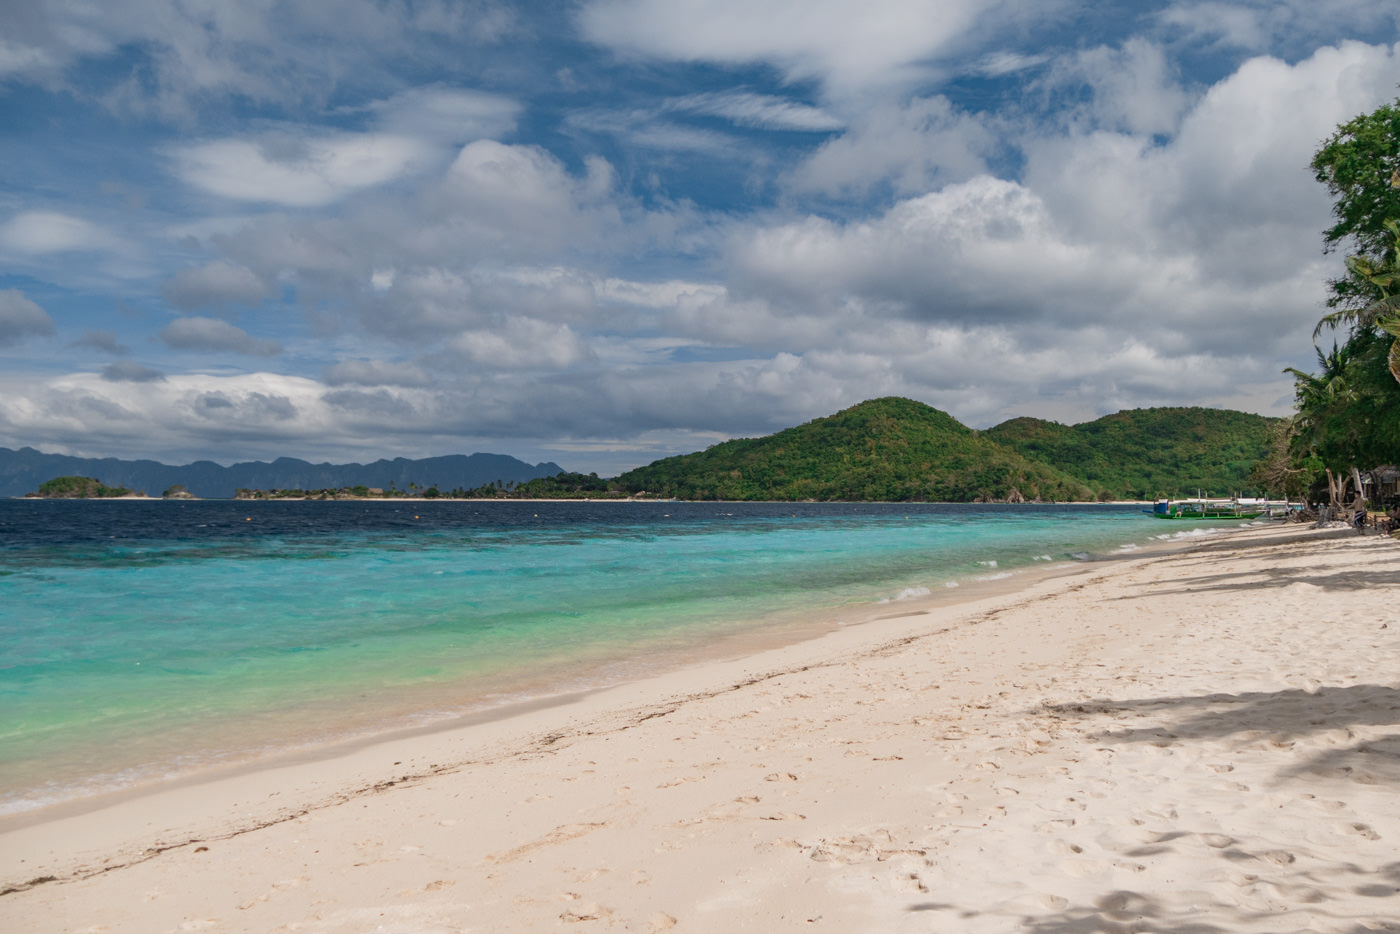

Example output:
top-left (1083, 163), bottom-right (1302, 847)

top-left (4, 523), bottom-right (1399, 932)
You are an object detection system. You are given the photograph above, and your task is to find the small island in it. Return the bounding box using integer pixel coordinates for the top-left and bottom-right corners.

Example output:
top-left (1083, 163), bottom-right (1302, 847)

top-left (25, 476), bottom-right (138, 498)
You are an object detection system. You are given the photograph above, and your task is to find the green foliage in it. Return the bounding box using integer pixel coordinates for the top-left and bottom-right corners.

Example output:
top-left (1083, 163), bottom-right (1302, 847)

top-left (1287, 96), bottom-right (1400, 483)
top-left (986, 408), bottom-right (1281, 499)
top-left (1287, 330), bottom-right (1400, 473)
top-left (32, 476), bottom-right (132, 498)
top-left (510, 472), bottom-right (621, 498)
top-left (614, 397), bottom-right (1096, 502)
top-left (1310, 96), bottom-right (1400, 311)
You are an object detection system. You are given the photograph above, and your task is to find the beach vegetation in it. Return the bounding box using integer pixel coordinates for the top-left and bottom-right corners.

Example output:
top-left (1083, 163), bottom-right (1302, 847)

top-left (1311, 98), bottom-right (1400, 313)
top-left (29, 476), bottom-right (133, 498)
top-left (1286, 96), bottom-right (1400, 507)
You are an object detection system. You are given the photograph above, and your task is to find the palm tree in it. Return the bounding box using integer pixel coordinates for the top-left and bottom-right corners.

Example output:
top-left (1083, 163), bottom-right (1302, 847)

top-left (1315, 216), bottom-right (1400, 386)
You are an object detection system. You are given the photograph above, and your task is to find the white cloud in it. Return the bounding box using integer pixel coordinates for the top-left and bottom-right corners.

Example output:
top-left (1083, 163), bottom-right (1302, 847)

top-left (666, 92), bottom-right (844, 131)
top-left (579, 0), bottom-right (1012, 99)
top-left (441, 318), bottom-right (594, 370)
top-left (420, 140), bottom-right (624, 255)
top-left (1023, 40), bottom-right (1400, 266)
top-left (0, 37), bottom-right (53, 76)
top-left (785, 96), bottom-right (994, 197)
top-left (6, 10), bottom-right (1396, 471)
top-left (172, 132), bottom-right (433, 206)
top-left (160, 317), bottom-right (282, 356)
top-left (1037, 39), bottom-right (1189, 137)
top-left (976, 51), bottom-right (1050, 76)
top-left (367, 85), bottom-right (520, 143)
top-left (0, 211), bottom-right (120, 254)
top-left (1158, 1), bottom-right (1398, 52)
top-left (0, 0), bottom-right (521, 116)
top-left (0, 289), bottom-right (56, 346)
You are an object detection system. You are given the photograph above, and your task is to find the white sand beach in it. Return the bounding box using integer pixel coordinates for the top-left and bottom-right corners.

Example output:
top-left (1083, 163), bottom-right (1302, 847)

top-left (3, 523), bottom-right (1399, 932)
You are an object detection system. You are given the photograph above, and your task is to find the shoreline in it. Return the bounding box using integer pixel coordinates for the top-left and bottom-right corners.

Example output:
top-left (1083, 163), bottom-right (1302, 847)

top-left (0, 501), bottom-right (1173, 822)
top-left (10, 495), bottom-right (1161, 504)
top-left (5, 522), bottom-right (1397, 931)
top-left (0, 531), bottom-right (1143, 822)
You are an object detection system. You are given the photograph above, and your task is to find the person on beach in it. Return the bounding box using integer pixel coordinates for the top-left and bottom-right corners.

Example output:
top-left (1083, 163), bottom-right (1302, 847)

top-left (1354, 506), bottom-right (1368, 532)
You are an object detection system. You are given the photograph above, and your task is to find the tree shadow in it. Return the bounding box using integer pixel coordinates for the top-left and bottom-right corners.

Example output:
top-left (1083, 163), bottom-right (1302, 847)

top-left (1048, 684), bottom-right (1400, 735)
top-left (1109, 526), bottom-right (1400, 597)
top-left (904, 866), bottom-right (1400, 932)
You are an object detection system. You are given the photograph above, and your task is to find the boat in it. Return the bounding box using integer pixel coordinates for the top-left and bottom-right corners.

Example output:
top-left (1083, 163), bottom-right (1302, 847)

top-left (1147, 497), bottom-right (1266, 520)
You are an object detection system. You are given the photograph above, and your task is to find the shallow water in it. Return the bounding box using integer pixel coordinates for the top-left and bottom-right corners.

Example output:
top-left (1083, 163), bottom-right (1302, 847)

top-left (1, 499), bottom-right (1179, 813)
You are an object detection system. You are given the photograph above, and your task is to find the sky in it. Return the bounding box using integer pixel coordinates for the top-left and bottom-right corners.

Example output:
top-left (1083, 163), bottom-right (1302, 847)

top-left (1, 1), bottom-right (1398, 475)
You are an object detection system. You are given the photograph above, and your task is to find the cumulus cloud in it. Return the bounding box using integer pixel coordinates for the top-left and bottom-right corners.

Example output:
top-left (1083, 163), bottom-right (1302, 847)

top-left (0, 289), bottom-right (56, 346)
top-left (440, 317), bottom-right (595, 370)
top-left (162, 260), bottom-right (272, 310)
top-left (435, 141), bottom-right (617, 242)
top-left (785, 96), bottom-right (995, 197)
top-left (160, 317), bottom-right (282, 356)
top-left (1036, 39), bottom-right (1189, 137)
top-left (4, 7), bottom-right (1397, 472)
top-left (1022, 40), bottom-right (1399, 268)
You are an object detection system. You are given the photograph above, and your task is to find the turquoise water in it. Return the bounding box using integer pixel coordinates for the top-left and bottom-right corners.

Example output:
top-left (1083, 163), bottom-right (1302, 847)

top-left (0, 499), bottom-right (1171, 813)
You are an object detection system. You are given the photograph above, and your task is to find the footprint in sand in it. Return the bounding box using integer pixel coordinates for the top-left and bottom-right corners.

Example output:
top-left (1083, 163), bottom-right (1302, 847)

top-left (1035, 818), bottom-right (1076, 833)
top-left (560, 902), bottom-right (613, 923)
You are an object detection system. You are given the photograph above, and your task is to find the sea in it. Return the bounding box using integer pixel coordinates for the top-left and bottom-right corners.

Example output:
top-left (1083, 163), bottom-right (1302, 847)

top-left (0, 498), bottom-right (1211, 816)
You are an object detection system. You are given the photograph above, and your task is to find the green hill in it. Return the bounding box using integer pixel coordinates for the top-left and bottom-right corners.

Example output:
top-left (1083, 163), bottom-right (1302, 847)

top-left (26, 475), bottom-right (133, 498)
top-left (614, 397), bottom-right (1096, 502)
top-left (984, 407), bottom-right (1282, 500)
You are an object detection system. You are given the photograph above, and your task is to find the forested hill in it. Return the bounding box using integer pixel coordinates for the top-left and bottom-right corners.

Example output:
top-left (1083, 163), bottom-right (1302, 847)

top-left (614, 397), bottom-right (1097, 502)
top-left (984, 407), bottom-right (1282, 500)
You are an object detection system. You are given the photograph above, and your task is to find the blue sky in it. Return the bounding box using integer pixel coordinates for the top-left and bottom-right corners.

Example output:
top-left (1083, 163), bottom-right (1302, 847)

top-left (1, 1), bottom-right (1397, 473)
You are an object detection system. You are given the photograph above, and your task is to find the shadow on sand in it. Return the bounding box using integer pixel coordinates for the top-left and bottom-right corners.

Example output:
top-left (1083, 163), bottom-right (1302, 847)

top-left (897, 529), bottom-right (1400, 930)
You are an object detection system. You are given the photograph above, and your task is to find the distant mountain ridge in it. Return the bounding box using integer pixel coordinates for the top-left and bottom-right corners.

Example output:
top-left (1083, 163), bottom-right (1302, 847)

top-left (0, 448), bottom-right (565, 499)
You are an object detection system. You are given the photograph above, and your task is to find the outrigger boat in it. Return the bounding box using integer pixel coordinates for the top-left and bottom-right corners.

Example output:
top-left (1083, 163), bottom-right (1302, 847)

top-left (1148, 497), bottom-right (1266, 520)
